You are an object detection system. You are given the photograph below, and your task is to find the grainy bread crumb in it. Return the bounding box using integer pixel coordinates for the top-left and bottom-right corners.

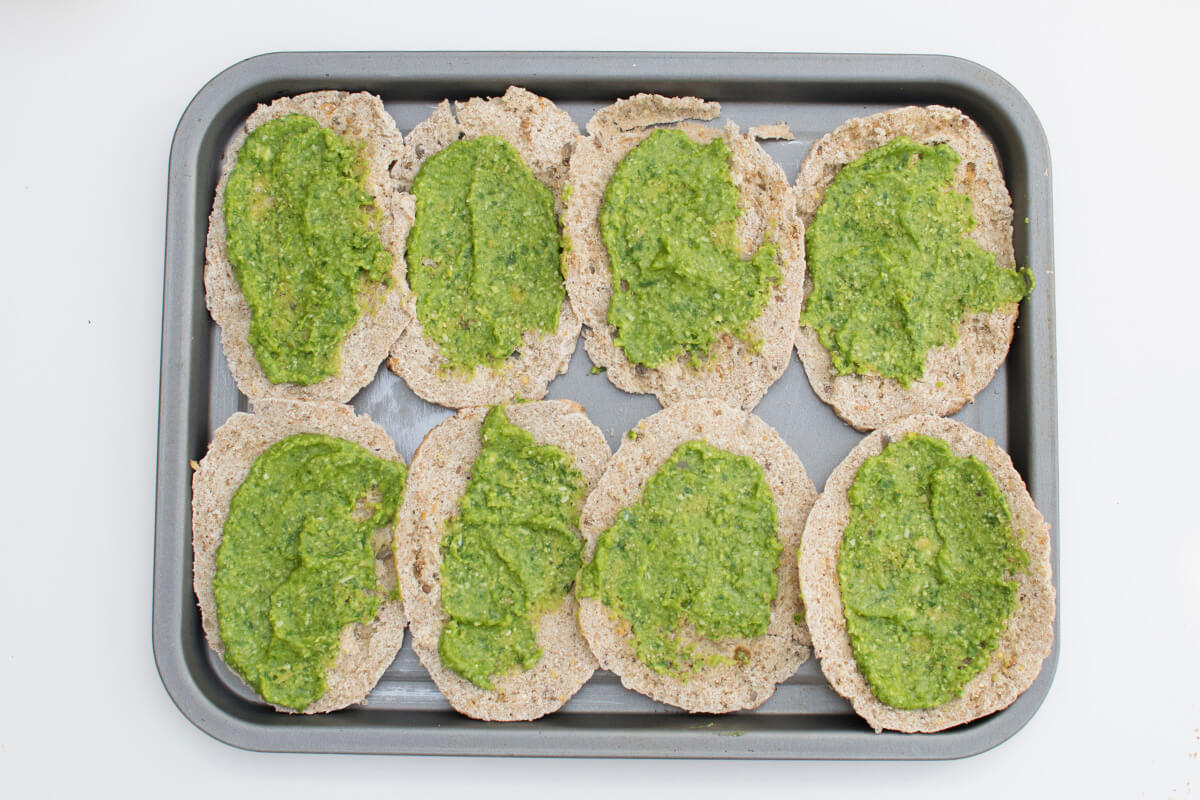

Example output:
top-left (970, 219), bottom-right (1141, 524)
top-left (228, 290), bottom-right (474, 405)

top-left (191, 399), bottom-right (407, 714)
top-left (394, 400), bottom-right (610, 721)
top-left (799, 414), bottom-right (1055, 732)
top-left (563, 95), bottom-right (806, 411)
top-left (386, 87), bottom-right (582, 408)
top-left (794, 106), bottom-right (1020, 430)
top-left (577, 399), bottom-right (815, 713)
top-left (205, 91), bottom-right (411, 403)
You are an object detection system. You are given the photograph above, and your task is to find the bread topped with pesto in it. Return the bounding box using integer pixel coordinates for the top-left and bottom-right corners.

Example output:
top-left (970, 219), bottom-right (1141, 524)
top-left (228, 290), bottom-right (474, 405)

top-left (191, 399), bottom-right (408, 714)
top-left (386, 87), bottom-right (583, 408)
top-left (394, 400), bottom-right (610, 721)
top-left (799, 414), bottom-right (1055, 732)
top-left (576, 398), bottom-right (815, 713)
top-left (205, 91), bottom-right (411, 403)
top-left (794, 106), bottom-right (1031, 430)
top-left (562, 94), bottom-right (806, 411)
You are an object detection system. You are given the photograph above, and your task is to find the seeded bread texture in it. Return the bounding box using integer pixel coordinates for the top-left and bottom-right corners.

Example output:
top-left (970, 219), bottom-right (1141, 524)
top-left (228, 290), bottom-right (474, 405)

top-left (794, 105), bottom-right (1020, 430)
top-left (386, 87), bottom-right (582, 408)
top-left (577, 398), bottom-right (815, 713)
top-left (799, 414), bottom-right (1055, 732)
top-left (191, 399), bottom-right (407, 714)
top-left (563, 95), bottom-right (806, 411)
top-left (205, 91), bottom-right (411, 403)
top-left (394, 400), bottom-right (610, 721)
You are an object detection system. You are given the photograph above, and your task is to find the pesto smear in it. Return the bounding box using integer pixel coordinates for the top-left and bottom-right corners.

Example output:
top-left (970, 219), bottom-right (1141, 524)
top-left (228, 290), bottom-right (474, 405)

top-left (600, 129), bottom-right (781, 367)
top-left (407, 136), bottom-right (564, 370)
top-left (578, 441), bottom-right (781, 677)
top-left (838, 434), bottom-right (1029, 709)
top-left (438, 407), bottom-right (586, 689)
top-left (223, 114), bottom-right (393, 385)
top-left (801, 136), bottom-right (1032, 386)
top-left (214, 434), bottom-right (406, 711)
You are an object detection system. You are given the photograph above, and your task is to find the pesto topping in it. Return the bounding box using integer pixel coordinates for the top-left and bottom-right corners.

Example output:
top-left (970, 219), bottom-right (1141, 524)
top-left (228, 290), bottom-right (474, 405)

top-left (214, 434), bottom-right (406, 711)
top-left (438, 407), bottom-right (586, 689)
top-left (579, 441), bottom-right (781, 677)
top-left (600, 129), bottom-right (781, 367)
top-left (801, 136), bottom-right (1032, 386)
top-left (223, 114), bottom-right (393, 385)
top-left (838, 434), bottom-right (1029, 709)
top-left (407, 136), bottom-right (564, 370)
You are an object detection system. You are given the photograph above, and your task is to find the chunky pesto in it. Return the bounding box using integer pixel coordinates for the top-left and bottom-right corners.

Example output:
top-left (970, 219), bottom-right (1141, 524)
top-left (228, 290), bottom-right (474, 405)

top-left (600, 129), bottom-right (781, 367)
top-left (578, 441), bottom-right (781, 677)
top-left (438, 407), bottom-right (586, 689)
top-left (801, 136), bottom-right (1032, 386)
top-left (838, 434), bottom-right (1029, 709)
top-left (214, 434), bottom-right (407, 711)
top-left (223, 114), bottom-right (393, 385)
top-left (407, 136), bottom-right (564, 370)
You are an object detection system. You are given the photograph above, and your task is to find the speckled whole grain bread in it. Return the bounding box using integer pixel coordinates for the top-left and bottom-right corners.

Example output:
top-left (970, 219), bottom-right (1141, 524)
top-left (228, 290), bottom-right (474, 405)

top-left (794, 106), bottom-right (1020, 431)
top-left (563, 95), bottom-right (806, 411)
top-left (386, 87), bottom-right (583, 408)
top-left (191, 399), bottom-right (407, 714)
top-left (394, 400), bottom-right (610, 721)
top-left (799, 414), bottom-right (1055, 732)
top-left (577, 398), bottom-right (815, 713)
top-left (205, 91), bottom-right (411, 403)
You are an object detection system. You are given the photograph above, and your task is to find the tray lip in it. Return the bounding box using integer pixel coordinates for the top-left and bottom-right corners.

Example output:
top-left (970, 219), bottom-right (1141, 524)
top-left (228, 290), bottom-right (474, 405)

top-left (154, 50), bottom-right (1058, 760)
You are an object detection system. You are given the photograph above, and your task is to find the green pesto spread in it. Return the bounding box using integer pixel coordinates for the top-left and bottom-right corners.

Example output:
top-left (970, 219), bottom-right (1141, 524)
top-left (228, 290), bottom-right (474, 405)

top-left (438, 407), bottom-right (586, 689)
top-left (213, 434), bottom-right (406, 711)
top-left (801, 136), bottom-right (1032, 386)
top-left (600, 129), bottom-right (781, 367)
top-left (838, 434), bottom-right (1029, 709)
top-left (223, 114), bottom-right (393, 386)
top-left (578, 441), bottom-right (781, 677)
top-left (407, 136), bottom-right (564, 370)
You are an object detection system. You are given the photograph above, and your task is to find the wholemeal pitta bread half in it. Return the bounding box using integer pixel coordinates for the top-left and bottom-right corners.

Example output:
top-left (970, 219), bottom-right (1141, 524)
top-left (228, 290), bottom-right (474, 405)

top-left (191, 399), bottom-right (407, 714)
top-left (386, 87), bottom-right (583, 408)
top-left (395, 400), bottom-right (610, 721)
top-left (563, 95), bottom-right (806, 411)
top-left (799, 414), bottom-right (1055, 732)
top-left (205, 91), bottom-right (411, 403)
top-left (577, 398), bottom-right (816, 713)
top-left (794, 106), bottom-right (1021, 431)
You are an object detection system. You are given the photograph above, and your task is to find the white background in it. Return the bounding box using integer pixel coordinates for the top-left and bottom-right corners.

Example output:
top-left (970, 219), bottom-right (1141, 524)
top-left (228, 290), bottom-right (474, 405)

top-left (2, 0), bottom-right (1197, 796)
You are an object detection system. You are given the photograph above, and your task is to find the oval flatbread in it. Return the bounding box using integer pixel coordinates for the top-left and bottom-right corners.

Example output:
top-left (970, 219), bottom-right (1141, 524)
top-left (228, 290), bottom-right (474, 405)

top-left (191, 399), bottom-right (407, 714)
top-left (794, 105), bottom-right (1021, 431)
top-left (799, 414), bottom-right (1055, 732)
top-left (205, 91), bottom-right (411, 403)
top-left (577, 398), bottom-right (815, 713)
top-left (394, 400), bottom-right (609, 721)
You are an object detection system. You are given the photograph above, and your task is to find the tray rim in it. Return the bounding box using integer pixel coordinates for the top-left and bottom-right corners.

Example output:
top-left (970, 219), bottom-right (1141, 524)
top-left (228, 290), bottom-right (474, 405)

top-left (153, 50), bottom-right (1059, 759)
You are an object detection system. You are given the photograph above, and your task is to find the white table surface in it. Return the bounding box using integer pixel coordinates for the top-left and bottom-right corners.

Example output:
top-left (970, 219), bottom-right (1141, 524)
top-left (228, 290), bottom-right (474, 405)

top-left (2, 0), bottom-right (1197, 796)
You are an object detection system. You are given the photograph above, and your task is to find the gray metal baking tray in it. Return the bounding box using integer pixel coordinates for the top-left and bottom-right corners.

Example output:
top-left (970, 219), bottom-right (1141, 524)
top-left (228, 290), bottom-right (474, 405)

top-left (154, 51), bottom-right (1058, 758)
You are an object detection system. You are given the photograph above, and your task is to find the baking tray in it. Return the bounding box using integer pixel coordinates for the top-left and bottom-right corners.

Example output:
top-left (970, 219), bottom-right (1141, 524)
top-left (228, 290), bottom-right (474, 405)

top-left (153, 51), bottom-right (1058, 759)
